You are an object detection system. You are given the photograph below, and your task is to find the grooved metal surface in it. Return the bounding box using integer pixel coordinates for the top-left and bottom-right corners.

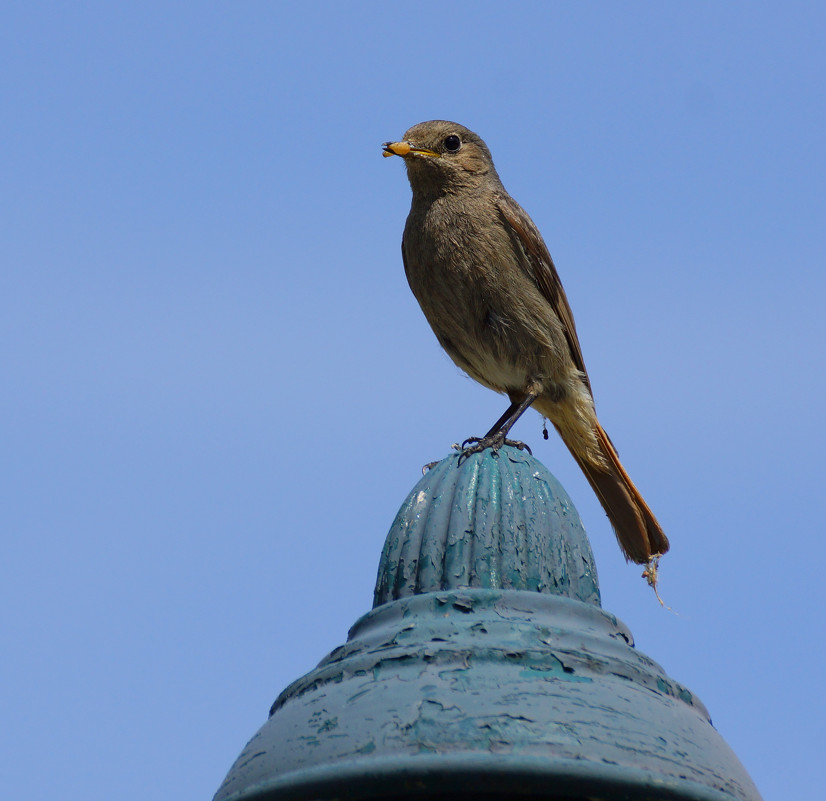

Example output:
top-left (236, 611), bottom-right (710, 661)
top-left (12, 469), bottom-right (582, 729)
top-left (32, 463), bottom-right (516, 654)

top-left (374, 447), bottom-right (599, 607)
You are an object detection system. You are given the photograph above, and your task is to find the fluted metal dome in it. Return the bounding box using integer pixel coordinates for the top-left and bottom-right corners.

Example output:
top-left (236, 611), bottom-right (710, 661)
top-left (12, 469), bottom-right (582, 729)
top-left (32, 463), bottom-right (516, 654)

top-left (374, 446), bottom-right (599, 606)
top-left (214, 446), bottom-right (763, 801)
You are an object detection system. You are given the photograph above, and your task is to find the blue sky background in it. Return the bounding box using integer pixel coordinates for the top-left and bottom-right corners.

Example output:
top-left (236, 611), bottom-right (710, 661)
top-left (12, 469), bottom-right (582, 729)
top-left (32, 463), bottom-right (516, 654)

top-left (3, 3), bottom-right (824, 799)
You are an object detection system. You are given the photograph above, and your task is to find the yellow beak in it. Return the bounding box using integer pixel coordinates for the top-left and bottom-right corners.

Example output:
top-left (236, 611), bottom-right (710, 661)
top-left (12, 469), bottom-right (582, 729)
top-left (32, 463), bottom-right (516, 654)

top-left (382, 141), bottom-right (440, 159)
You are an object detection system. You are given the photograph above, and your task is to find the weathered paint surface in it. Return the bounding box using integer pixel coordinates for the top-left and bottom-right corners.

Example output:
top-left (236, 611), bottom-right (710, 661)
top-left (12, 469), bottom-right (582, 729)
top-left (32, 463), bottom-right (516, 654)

top-left (374, 447), bottom-right (600, 607)
top-left (214, 448), bottom-right (763, 801)
top-left (215, 590), bottom-right (761, 801)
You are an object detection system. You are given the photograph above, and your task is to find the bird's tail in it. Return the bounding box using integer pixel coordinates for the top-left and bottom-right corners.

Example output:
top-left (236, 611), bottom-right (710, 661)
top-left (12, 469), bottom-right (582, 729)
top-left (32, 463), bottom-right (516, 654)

top-left (562, 421), bottom-right (669, 564)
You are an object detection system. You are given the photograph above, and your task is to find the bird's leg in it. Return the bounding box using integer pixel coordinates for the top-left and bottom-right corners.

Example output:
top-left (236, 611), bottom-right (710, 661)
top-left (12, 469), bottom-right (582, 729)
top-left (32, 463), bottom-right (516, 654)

top-left (460, 390), bottom-right (539, 460)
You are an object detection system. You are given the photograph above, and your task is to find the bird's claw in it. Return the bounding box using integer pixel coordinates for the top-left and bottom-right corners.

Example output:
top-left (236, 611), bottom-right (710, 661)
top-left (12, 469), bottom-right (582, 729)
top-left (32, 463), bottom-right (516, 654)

top-left (457, 434), bottom-right (532, 464)
top-left (426, 437), bottom-right (532, 471)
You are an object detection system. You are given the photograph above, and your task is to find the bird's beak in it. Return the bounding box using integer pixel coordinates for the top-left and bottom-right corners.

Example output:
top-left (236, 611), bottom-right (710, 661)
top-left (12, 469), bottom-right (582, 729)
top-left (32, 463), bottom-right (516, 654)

top-left (382, 141), bottom-right (440, 159)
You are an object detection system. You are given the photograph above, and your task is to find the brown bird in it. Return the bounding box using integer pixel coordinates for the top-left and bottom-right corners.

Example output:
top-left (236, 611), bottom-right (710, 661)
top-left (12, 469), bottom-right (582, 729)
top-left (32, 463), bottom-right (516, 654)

top-left (383, 120), bottom-right (669, 564)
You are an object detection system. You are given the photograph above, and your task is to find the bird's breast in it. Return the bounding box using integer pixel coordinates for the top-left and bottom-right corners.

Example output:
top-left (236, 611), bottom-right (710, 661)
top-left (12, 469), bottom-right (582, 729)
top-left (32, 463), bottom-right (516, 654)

top-left (402, 198), bottom-right (547, 393)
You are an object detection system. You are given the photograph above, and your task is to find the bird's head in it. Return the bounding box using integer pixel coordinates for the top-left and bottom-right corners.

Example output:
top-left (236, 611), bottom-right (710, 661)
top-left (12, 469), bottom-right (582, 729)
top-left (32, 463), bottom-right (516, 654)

top-left (383, 120), bottom-right (499, 195)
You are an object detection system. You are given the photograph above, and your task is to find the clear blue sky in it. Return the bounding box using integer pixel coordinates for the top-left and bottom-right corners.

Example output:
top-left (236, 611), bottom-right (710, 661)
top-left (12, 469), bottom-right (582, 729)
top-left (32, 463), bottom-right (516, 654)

top-left (3, 3), bottom-right (823, 799)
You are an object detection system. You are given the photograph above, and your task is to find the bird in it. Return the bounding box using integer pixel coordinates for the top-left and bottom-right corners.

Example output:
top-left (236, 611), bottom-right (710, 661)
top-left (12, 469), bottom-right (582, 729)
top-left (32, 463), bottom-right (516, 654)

top-left (382, 120), bottom-right (669, 564)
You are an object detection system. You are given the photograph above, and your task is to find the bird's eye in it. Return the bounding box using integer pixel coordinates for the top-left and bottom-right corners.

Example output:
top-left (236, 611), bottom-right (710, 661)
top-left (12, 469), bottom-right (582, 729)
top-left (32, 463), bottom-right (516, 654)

top-left (444, 134), bottom-right (461, 152)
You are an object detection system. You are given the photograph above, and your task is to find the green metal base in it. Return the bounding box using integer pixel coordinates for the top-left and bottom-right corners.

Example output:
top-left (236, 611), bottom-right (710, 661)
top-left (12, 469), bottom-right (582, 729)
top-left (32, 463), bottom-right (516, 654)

top-left (216, 590), bottom-right (759, 801)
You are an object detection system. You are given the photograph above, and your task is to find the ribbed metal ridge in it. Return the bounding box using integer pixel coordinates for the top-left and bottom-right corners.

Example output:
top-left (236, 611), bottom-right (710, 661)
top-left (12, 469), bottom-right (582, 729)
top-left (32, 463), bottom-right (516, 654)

top-left (373, 446), bottom-right (600, 607)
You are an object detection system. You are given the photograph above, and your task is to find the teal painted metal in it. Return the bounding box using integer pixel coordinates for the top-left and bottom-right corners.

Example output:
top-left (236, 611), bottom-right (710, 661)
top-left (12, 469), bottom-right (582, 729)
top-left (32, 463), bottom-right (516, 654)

top-left (214, 447), bottom-right (762, 801)
top-left (374, 447), bottom-right (600, 607)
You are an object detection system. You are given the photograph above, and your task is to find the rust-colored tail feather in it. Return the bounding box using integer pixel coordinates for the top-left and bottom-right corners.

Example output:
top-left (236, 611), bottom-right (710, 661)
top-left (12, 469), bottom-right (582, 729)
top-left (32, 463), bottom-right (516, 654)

top-left (565, 423), bottom-right (669, 564)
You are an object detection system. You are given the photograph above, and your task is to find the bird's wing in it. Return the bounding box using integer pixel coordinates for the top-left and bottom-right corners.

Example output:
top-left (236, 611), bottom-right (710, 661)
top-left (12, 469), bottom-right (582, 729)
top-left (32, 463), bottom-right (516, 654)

top-left (401, 238), bottom-right (412, 286)
top-left (496, 194), bottom-right (592, 392)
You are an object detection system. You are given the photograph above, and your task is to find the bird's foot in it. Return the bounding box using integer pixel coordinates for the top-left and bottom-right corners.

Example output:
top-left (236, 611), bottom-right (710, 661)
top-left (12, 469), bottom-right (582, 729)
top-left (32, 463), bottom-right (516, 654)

top-left (457, 433), bottom-right (531, 464)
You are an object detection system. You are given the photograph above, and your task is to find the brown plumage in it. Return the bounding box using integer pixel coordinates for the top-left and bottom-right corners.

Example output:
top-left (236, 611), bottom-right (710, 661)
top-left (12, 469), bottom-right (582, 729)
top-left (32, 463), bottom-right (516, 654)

top-left (383, 120), bottom-right (668, 563)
